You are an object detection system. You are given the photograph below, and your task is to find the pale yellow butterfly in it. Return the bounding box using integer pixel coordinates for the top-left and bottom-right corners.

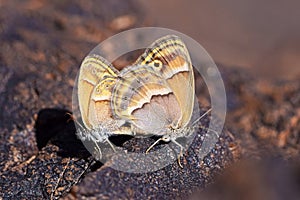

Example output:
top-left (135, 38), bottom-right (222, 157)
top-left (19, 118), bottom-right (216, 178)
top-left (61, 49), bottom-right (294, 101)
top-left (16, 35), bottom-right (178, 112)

top-left (77, 55), bottom-right (131, 158)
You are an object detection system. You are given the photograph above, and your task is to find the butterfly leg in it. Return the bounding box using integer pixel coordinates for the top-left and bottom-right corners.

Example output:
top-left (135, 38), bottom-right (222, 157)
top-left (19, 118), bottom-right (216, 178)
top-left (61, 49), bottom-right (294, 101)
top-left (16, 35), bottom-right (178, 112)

top-left (93, 141), bottom-right (103, 160)
top-left (106, 138), bottom-right (116, 152)
top-left (171, 139), bottom-right (184, 168)
top-left (131, 124), bottom-right (137, 135)
top-left (146, 138), bottom-right (163, 154)
top-left (146, 135), bottom-right (185, 168)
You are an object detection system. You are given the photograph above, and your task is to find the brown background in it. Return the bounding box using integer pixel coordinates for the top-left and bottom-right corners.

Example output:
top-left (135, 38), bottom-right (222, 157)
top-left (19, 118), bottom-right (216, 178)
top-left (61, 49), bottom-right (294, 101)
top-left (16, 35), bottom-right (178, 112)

top-left (141, 0), bottom-right (300, 79)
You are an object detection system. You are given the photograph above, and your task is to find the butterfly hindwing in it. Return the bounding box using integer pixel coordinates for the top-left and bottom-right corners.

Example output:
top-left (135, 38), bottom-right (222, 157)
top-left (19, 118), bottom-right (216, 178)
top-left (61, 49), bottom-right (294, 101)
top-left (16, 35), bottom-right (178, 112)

top-left (111, 65), bottom-right (181, 134)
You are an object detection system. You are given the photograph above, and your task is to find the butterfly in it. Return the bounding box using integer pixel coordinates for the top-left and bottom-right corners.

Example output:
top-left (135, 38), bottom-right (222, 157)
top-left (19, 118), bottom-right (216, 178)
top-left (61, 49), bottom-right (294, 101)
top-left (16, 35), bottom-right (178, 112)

top-left (77, 35), bottom-right (208, 166)
top-left (110, 35), bottom-right (200, 166)
top-left (76, 55), bottom-right (131, 159)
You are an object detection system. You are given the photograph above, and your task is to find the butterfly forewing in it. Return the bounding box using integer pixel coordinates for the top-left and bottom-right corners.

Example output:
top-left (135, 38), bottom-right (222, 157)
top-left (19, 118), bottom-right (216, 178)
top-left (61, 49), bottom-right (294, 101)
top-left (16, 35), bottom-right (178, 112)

top-left (134, 35), bottom-right (195, 128)
top-left (78, 54), bottom-right (119, 129)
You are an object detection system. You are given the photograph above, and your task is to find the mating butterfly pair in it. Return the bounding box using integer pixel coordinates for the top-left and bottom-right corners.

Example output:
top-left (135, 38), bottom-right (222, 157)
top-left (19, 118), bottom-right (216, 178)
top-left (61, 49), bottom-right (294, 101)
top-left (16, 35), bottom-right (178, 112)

top-left (76, 35), bottom-right (206, 167)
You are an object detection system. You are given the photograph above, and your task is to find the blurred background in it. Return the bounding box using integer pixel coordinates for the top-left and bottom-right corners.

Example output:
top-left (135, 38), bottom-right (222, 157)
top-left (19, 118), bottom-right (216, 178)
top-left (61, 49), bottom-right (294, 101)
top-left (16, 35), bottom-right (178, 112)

top-left (140, 0), bottom-right (300, 79)
top-left (0, 1), bottom-right (299, 199)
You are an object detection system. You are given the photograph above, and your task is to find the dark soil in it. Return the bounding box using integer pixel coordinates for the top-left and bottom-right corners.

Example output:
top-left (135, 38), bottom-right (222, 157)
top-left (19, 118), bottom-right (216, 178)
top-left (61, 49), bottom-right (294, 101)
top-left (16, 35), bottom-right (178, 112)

top-left (0, 1), bottom-right (299, 199)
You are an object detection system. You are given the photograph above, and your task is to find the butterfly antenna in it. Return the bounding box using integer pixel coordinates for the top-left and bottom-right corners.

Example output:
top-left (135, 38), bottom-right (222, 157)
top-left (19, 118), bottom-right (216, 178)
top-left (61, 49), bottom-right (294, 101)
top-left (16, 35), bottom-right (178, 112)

top-left (65, 112), bottom-right (74, 123)
top-left (65, 112), bottom-right (86, 131)
top-left (191, 108), bottom-right (220, 136)
top-left (191, 108), bottom-right (212, 127)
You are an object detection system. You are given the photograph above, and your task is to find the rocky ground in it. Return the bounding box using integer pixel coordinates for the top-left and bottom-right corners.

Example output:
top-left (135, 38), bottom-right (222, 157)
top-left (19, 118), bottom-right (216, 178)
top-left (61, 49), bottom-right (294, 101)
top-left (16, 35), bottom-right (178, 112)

top-left (0, 0), bottom-right (299, 199)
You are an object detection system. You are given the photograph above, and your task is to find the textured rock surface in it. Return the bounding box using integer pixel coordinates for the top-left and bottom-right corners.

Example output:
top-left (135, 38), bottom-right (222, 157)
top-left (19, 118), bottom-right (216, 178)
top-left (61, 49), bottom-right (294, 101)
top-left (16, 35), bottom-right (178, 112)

top-left (0, 0), bottom-right (299, 199)
top-left (0, 1), bottom-right (235, 199)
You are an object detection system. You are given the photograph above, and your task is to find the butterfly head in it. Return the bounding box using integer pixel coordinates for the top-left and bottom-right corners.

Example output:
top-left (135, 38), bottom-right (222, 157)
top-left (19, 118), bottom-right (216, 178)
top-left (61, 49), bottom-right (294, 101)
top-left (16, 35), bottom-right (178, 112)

top-left (163, 123), bottom-right (194, 139)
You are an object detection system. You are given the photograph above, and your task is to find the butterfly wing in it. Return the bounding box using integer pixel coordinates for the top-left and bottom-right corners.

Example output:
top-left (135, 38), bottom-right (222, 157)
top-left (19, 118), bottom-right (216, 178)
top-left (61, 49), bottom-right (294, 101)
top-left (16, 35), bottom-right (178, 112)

top-left (78, 54), bottom-right (119, 130)
top-left (134, 35), bottom-right (195, 128)
top-left (111, 65), bottom-right (182, 135)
